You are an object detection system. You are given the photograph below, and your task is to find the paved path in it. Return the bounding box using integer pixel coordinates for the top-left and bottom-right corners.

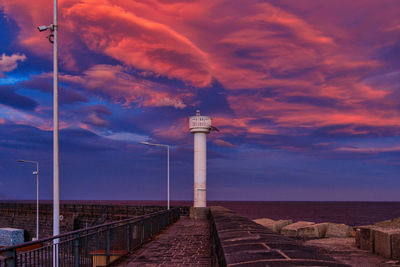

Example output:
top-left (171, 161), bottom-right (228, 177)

top-left (114, 217), bottom-right (211, 266)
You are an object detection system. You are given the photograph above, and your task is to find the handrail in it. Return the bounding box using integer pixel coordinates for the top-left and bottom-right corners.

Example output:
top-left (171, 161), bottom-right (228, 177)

top-left (0, 209), bottom-right (168, 252)
top-left (0, 208), bottom-right (180, 267)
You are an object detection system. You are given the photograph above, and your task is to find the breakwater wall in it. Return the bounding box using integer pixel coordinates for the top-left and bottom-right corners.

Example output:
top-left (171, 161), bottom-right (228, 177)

top-left (0, 202), bottom-right (189, 240)
top-left (209, 206), bottom-right (349, 266)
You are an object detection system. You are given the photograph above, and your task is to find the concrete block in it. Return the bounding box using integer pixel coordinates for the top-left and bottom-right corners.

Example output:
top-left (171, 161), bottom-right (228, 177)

top-left (392, 233), bottom-right (400, 259)
top-left (374, 229), bottom-right (392, 258)
top-left (0, 228), bottom-right (24, 246)
top-left (355, 229), bottom-right (361, 248)
top-left (253, 218), bottom-right (293, 233)
top-left (297, 223), bottom-right (328, 238)
top-left (372, 228), bottom-right (400, 259)
top-left (357, 226), bottom-right (374, 251)
top-left (281, 221), bottom-right (315, 237)
top-left (375, 218), bottom-right (400, 228)
top-left (325, 223), bottom-right (352, 238)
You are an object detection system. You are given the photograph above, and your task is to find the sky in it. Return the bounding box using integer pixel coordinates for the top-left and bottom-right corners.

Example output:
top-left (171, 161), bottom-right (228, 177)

top-left (0, 0), bottom-right (399, 201)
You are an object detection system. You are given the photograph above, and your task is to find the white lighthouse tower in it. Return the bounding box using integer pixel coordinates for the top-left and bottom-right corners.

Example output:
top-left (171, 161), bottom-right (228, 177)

top-left (189, 110), bottom-right (212, 209)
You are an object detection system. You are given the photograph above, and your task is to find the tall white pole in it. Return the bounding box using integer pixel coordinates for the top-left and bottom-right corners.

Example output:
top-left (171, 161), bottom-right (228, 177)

top-left (36, 162), bottom-right (39, 240)
top-left (53, 0), bottom-right (60, 265)
top-left (167, 146), bottom-right (170, 210)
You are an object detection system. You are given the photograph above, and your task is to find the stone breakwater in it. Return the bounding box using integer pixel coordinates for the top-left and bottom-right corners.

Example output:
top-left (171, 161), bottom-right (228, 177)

top-left (210, 206), bottom-right (349, 266)
top-left (253, 218), bottom-right (354, 239)
top-left (254, 216), bottom-right (400, 262)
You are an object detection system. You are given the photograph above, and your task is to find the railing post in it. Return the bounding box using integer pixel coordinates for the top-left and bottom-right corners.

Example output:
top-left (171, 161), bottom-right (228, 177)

top-left (5, 249), bottom-right (16, 267)
top-left (74, 233), bottom-right (80, 267)
top-left (106, 225), bottom-right (111, 265)
top-left (126, 223), bottom-right (130, 252)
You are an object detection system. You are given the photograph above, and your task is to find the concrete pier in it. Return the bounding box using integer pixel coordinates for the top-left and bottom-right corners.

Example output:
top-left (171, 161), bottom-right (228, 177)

top-left (114, 207), bottom-right (351, 266)
top-left (114, 217), bottom-right (211, 266)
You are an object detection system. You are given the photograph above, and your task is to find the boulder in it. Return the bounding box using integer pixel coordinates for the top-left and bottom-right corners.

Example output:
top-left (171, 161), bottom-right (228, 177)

top-left (253, 218), bottom-right (293, 233)
top-left (297, 223), bottom-right (328, 238)
top-left (325, 223), bottom-right (353, 238)
top-left (281, 221), bottom-right (315, 237)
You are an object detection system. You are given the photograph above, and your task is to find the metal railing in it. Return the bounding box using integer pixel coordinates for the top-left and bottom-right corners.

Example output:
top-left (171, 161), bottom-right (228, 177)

top-left (189, 115), bottom-right (211, 129)
top-left (0, 208), bottom-right (180, 267)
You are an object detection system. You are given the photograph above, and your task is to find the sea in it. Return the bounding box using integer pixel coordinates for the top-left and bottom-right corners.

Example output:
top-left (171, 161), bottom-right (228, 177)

top-left (33, 200), bottom-right (400, 227)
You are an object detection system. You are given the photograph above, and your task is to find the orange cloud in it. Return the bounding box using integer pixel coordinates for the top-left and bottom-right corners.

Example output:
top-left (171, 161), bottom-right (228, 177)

top-left (213, 139), bottom-right (236, 147)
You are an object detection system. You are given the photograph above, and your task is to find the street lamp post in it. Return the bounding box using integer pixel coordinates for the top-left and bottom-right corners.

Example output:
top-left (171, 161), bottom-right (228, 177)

top-left (18, 160), bottom-right (39, 240)
top-left (140, 141), bottom-right (170, 210)
top-left (37, 0), bottom-right (59, 265)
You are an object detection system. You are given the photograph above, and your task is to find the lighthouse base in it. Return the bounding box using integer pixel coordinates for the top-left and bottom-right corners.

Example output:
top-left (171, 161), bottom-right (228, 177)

top-left (190, 207), bottom-right (210, 220)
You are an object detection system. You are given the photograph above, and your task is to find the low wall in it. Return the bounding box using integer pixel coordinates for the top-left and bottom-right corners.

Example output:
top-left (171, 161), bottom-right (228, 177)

top-left (209, 206), bottom-right (349, 266)
top-left (0, 202), bottom-right (190, 240)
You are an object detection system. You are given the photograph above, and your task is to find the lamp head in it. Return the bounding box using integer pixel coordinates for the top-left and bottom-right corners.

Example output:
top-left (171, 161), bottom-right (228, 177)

top-left (140, 141), bottom-right (150, 145)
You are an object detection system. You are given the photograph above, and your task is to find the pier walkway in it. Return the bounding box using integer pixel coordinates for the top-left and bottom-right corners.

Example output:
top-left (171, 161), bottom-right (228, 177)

top-left (114, 217), bottom-right (211, 266)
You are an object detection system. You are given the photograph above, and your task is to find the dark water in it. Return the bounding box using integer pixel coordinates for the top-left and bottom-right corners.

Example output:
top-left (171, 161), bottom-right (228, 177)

top-left (9, 200), bottom-right (400, 226)
top-left (209, 201), bottom-right (400, 226)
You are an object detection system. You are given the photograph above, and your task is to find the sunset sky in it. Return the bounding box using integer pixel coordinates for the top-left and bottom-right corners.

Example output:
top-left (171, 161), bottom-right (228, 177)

top-left (0, 0), bottom-right (399, 201)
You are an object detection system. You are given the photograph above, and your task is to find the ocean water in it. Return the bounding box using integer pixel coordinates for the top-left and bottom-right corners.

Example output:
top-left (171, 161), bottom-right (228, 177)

top-left (11, 200), bottom-right (400, 226)
top-left (210, 201), bottom-right (400, 226)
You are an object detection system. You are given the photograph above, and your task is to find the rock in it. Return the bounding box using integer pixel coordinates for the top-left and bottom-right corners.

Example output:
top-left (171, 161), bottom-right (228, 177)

top-left (297, 223), bottom-right (328, 238)
top-left (0, 228), bottom-right (24, 246)
top-left (281, 221), bottom-right (315, 237)
top-left (325, 223), bottom-right (353, 238)
top-left (253, 218), bottom-right (293, 233)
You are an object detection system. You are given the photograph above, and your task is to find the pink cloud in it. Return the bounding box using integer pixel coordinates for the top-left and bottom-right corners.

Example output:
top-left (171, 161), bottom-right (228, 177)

top-left (213, 139), bottom-right (236, 148)
top-left (337, 146), bottom-right (400, 154)
top-left (62, 64), bottom-right (191, 109)
top-left (2, 0), bottom-right (400, 139)
top-left (0, 53), bottom-right (26, 77)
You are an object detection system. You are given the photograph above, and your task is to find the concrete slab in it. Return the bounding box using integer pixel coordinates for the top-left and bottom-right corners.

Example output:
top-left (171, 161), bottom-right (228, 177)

top-left (297, 223), bottom-right (328, 238)
top-left (253, 218), bottom-right (292, 233)
top-left (392, 233), bottom-right (400, 259)
top-left (373, 228), bottom-right (400, 259)
top-left (374, 229), bottom-right (393, 258)
top-left (281, 221), bottom-right (315, 237)
top-left (326, 223), bottom-right (352, 238)
top-left (357, 226), bottom-right (375, 251)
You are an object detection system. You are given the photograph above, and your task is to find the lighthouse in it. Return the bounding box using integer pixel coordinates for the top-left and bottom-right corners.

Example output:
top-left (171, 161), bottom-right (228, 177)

top-left (189, 110), bottom-right (212, 209)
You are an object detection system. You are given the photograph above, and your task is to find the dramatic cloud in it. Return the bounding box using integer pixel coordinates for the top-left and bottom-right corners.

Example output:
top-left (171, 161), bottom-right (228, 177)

top-left (63, 64), bottom-right (190, 109)
top-left (1, 0), bottom-right (400, 200)
top-left (0, 53), bottom-right (26, 77)
top-left (0, 85), bottom-right (38, 110)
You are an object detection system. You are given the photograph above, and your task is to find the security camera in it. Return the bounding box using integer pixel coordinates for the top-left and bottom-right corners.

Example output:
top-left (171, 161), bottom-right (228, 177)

top-left (37, 25), bottom-right (49, 32)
